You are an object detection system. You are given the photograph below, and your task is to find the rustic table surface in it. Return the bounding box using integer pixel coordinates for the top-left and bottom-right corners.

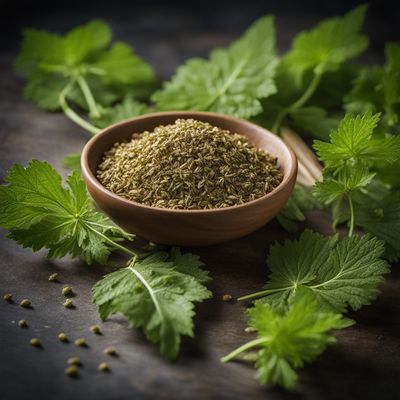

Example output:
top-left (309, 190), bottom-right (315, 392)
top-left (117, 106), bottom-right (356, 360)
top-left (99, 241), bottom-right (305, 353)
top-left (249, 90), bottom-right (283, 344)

top-left (1, 3), bottom-right (400, 400)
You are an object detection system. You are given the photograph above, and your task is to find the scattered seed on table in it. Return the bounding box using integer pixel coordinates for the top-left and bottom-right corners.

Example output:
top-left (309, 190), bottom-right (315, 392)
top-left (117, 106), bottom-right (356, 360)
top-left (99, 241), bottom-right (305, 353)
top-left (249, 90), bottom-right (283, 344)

top-left (58, 333), bottom-right (68, 342)
top-left (48, 273), bottom-right (59, 282)
top-left (3, 294), bottom-right (13, 302)
top-left (90, 325), bottom-right (102, 335)
top-left (30, 338), bottom-right (41, 347)
top-left (20, 299), bottom-right (31, 308)
top-left (62, 286), bottom-right (73, 296)
top-left (222, 294), bottom-right (233, 302)
top-left (244, 327), bottom-right (256, 333)
top-left (74, 338), bottom-right (87, 347)
top-left (63, 299), bottom-right (75, 309)
top-left (104, 346), bottom-right (117, 357)
top-left (98, 362), bottom-right (110, 372)
top-left (67, 357), bottom-right (82, 367)
top-left (18, 320), bottom-right (28, 328)
top-left (65, 366), bottom-right (78, 377)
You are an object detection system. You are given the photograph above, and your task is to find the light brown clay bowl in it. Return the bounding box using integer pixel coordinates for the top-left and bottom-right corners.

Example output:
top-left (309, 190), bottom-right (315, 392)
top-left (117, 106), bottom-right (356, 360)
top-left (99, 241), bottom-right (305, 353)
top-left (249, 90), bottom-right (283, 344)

top-left (81, 111), bottom-right (297, 246)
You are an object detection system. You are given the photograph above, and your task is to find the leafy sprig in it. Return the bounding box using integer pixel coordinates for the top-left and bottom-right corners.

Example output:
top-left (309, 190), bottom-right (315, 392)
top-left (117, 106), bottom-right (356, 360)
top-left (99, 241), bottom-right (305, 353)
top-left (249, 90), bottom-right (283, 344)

top-left (222, 288), bottom-right (351, 389)
top-left (15, 20), bottom-right (154, 135)
top-left (0, 160), bottom-right (211, 358)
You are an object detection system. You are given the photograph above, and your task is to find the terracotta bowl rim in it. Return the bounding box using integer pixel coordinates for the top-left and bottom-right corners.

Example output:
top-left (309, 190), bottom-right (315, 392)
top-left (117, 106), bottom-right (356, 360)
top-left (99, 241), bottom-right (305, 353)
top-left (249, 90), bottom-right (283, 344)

top-left (81, 111), bottom-right (297, 215)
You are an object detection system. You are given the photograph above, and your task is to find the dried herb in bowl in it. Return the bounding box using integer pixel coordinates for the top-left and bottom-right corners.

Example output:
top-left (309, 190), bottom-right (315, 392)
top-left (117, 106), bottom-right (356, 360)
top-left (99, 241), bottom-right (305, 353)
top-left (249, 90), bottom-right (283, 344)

top-left (97, 119), bottom-right (282, 209)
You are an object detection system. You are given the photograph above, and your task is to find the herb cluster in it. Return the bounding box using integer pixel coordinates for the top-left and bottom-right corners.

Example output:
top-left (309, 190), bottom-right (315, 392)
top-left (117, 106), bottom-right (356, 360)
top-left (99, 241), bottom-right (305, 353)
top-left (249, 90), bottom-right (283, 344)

top-left (2, 3), bottom-right (399, 391)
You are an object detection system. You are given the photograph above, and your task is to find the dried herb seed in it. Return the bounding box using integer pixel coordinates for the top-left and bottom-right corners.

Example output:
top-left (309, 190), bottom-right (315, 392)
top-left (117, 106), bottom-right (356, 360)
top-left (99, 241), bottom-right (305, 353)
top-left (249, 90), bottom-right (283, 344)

top-left (222, 294), bottom-right (233, 302)
top-left (104, 346), bottom-right (117, 356)
top-left (48, 273), bottom-right (59, 282)
top-left (97, 119), bottom-right (282, 210)
top-left (65, 366), bottom-right (78, 377)
top-left (62, 286), bottom-right (73, 296)
top-left (18, 319), bottom-right (28, 328)
top-left (90, 325), bottom-right (102, 335)
top-left (63, 299), bottom-right (74, 309)
top-left (67, 357), bottom-right (82, 366)
top-left (74, 338), bottom-right (87, 347)
top-left (98, 362), bottom-right (110, 372)
top-left (20, 299), bottom-right (31, 308)
top-left (58, 333), bottom-right (68, 342)
top-left (30, 338), bottom-right (41, 347)
top-left (3, 294), bottom-right (13, 302)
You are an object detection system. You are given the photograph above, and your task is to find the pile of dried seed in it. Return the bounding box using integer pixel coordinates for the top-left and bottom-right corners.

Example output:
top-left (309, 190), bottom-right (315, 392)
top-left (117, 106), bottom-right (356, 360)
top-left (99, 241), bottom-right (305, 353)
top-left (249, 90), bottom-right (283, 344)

top-left (97, 119), bottom-right (283, 209)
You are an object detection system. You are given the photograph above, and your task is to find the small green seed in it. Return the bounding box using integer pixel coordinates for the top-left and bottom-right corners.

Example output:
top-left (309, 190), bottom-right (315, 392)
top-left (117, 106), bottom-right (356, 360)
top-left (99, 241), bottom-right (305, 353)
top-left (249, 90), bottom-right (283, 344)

top-left (62, 286), bottom-right (73, 296)
top-left (30, 338), bottom-right (41, 347)
top-left (90, 325), bottom-right (102, 335)
top-left (18, 320), bottom-right (28, 328)
top-left (58, 333), bottom-right (68, 342)
top-left (103, 346), bottom-right (117, 356)
top-left (63, 299), bottom-right (74, 309)
top-left (98, 362), bottom-right (110, 372)
top-left (3, 294), bottom-right (13, 302)
top-left (48, 273), bottom-right (59, 282)
top-left (74, 338), bottom-right (87, 347)
top-left (65, 366), bottom-right (78, 377)
top-left (20, 299), bottom-right (31, 308)
top-left (222, 294), bottom-right (233, 302)
top-left (67, 357), bottom-right (82, 366)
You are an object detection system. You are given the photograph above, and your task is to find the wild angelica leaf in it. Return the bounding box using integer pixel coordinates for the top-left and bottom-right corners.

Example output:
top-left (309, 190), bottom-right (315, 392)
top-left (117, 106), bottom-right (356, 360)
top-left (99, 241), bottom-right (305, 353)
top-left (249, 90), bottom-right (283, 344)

top-left (92, 42), bottom-right (155, 84)
top-left (92, 95), bottom-right (150, 128)
top-left (168, 247), bottom-right (211, 284)
top-left (314, 112), bottom-right (400, 171)
top-left (256, 230), bottom-right (389, 312)
top-left (313, 165), bottom-right (375, 204)
top-left (282, 5), bottom-right (368, 85)
top-left (152, 16), bottom-right (278, 119)
top-left (63, 19), bottom-right (112, 65)
top-left (355, 191), bottom-right (400, 262)
top-left (92, 251), bottom-right (212, 360)
top-left (225, 288), bottom-right (349, 389)
top-left (62, 152), bottom-right (81, 171)
top-left (15, 20), bottom-right (155, 111)
top-left (0, 160), bottom-right (133, 264)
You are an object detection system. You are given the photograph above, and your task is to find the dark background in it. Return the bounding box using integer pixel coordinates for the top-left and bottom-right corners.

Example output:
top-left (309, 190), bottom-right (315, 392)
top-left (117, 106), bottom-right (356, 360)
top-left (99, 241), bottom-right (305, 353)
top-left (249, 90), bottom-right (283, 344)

top-left (1, 1), bottom-right (400, 400)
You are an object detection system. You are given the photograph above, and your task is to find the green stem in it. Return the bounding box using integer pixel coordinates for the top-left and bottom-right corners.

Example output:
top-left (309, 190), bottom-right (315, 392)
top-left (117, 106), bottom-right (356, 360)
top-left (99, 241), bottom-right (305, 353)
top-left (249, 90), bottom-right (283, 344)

top-left (76, 75), bottom-right (101, 118)
top-left (221, 337), bottom-right (271, 363)
top-left (272, 71), bottom-right (323, 134)
top-left (238, 286), bottom-right (292, 301)
top-left (85, 223), bottom-right (139, 258)
top-left (127, 260), bottom-right (165, 322)
top-left (59, 81), bottom-right (101, 135)
top-left (348, 196), bottom-right (355, 238)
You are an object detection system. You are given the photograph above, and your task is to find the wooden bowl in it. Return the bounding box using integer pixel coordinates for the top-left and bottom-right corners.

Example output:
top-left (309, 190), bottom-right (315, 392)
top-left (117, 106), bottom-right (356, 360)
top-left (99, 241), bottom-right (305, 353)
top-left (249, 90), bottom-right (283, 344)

top-left (81, 111), bottom-right (297, 246)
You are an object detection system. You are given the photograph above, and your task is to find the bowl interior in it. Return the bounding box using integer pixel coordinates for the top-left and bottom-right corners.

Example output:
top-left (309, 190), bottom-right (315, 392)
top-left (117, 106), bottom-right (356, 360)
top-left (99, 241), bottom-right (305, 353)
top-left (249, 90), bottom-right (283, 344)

top-left (84, 112), bottom-right (295, 204)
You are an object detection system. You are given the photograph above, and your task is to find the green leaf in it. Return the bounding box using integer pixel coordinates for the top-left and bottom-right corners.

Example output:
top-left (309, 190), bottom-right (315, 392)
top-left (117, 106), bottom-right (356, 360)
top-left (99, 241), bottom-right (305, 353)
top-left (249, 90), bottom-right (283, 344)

top-left (62, 152), bottom-right (81, 171)
top-left (223, 288), bottom-right (349, 389)
top-left (92, 95), bottom-right (151, 128)
top-left (64, 19), bottom-right (111, 65)
top-left (355, 191), bottom-right (400, 261)
top-left (92, 252), bottom-right (212, 360)
top-left (313, 165), bottom-right (375, 204)
top-left (314, 112), bottom-right (400, 171)
top-left (282, 5), bottom-right (368, 84)
top-left (0, 160), bottom-right (133, 264)
top-left (23, 72), bottom-right (68, 110)
top-left (243, 230), bottom-right (389, 313)
top-left (277, 184), bottom-right (321, 233)
top-left (289, 106), bottom-right (340, 140)
top-left (93, 42), bottom-right (155, 84)
top-left (152, 15), bottom-right (278, 118)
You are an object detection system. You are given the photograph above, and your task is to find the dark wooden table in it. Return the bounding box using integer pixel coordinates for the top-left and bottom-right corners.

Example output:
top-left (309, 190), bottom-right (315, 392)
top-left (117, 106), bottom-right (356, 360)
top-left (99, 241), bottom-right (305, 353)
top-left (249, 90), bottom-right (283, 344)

top-left (1, 5), bottom-right (400, 399)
